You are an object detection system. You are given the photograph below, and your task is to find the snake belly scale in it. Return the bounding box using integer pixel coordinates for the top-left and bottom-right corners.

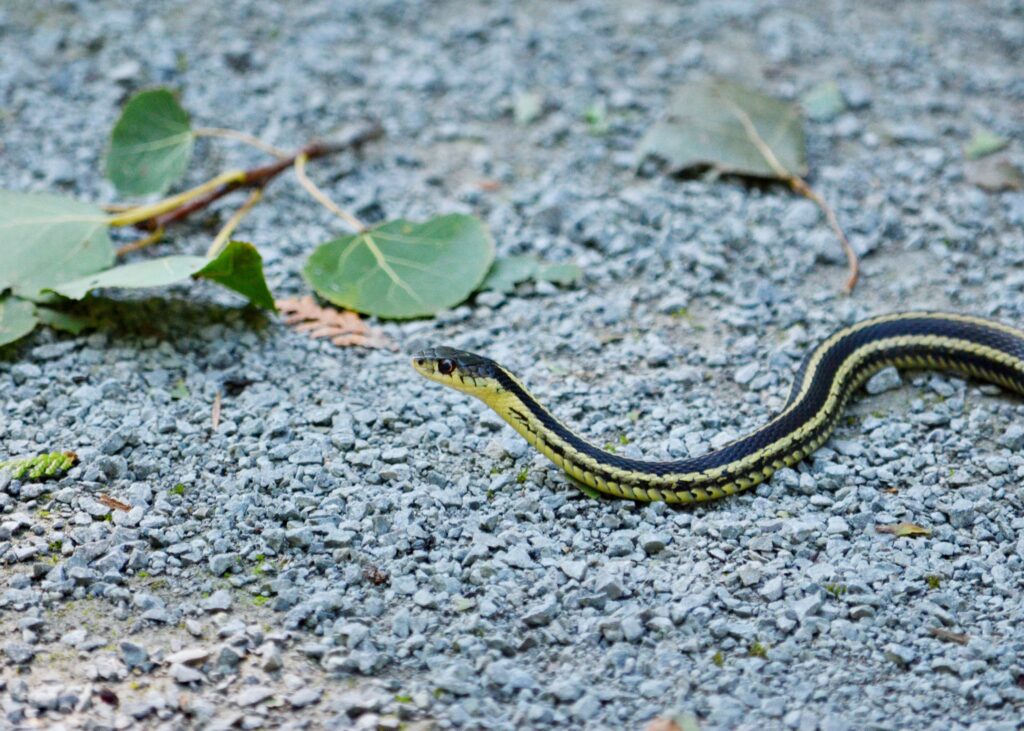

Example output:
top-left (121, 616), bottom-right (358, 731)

top-left (412, 312), bottom-right (1024, 504)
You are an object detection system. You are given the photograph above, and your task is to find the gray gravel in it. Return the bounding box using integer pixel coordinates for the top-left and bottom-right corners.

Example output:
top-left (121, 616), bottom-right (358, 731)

top-left (3, 1), bottom-right (1024, 729)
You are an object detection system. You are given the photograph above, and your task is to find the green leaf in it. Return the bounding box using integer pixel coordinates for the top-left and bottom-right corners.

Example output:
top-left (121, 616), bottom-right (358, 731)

top-left (584, 101), bottom-right (609, 135)
top-left (875, 522), bottom-right (932, 538)
top-left (105, 88), bottom-right (194, 196)
top-left (49, 241), bottom-right (274, 309)
top-left (537, 262), bottom-right (582, 286)
top-left (0, 297), bottom-right (38, 347)
top-left (0, 191), bottom-right (115, 299)
top-left (50, 256), bottom-right (208, 298)
top-left (801, 81), bottom-right (845, 122)
top-left (964, 130), bottom-right (1009, 160)
top-left (481, 256), bottom-right (540, 293)
top-left (304, 214), bottom-right (495, 319)
top-left (35, 306), bottom-right (93, 335)
top-left (514, 91), bottom-right (544, 126)
top-left (195, 242), bottom-right (275, 310)
top-left (638, 78), bottom-right (807, 178)
top-left (481, 255), bottom-right (582, 293)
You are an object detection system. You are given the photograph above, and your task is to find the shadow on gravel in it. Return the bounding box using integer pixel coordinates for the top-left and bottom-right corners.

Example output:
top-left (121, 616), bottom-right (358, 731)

top-left (53, 296), bottom-right (272, 345)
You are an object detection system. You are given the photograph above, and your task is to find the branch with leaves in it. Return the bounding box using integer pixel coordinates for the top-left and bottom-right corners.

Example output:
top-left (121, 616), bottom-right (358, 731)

top-left (0, 87), bottom-right (580, 349)
top-left (638, 78), bottom-right (859, 293)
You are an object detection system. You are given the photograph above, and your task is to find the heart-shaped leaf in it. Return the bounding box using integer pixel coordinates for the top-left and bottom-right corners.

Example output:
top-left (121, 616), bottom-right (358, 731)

top-left (105, 88), bottom-right (194, 197)
top-left (0, 297), bottom-right (38, 348)
top-left (0, 191), bottom-right (115, 299)
top-left (638, 78), bottom-right (807, 178)
top-left (50, 241), bottom-right (273, 309)
top-left (304, 214), bottom-right (494, 319)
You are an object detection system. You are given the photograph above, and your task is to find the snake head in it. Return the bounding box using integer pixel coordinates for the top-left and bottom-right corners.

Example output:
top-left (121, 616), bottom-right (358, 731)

top-left (412, 346), bottom-right (503, 395)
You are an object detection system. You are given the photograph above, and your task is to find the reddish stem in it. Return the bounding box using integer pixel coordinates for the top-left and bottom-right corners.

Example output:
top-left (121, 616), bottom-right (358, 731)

top-left (135, 122), bottom-right (384, 231)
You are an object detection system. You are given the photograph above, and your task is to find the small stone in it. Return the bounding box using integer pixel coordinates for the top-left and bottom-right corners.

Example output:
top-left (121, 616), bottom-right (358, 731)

top-left (260, 644), bottom-right (283, 672)
top-left (208, 553), bottom-right (239, 576)
top-left (61, 629), bottom-right (88, 647)
top-left (4, 642), bottom-right (35, 664)
top-left (550, 679), bottom-right (584, 702)
top-left (760, 576), bottom-right (784, 602)
top-left (827, 516), bottom-right (851, 536)
top-left (288, 686), bottom-right (322, 708)
top-left (165, 647), bottom-right (209, 666)
top-left (120, 641), bottom-right (149, 669)
top-left (559, 560), bottom-right (586, 581)
top-left (984, 455), bottom-right (1009, 475)
top-left (738, 563), bottom-right (763, 587)
top-left (734, 362), bottom-right (759, 386)
top-left (884, 643), bottom-right (916, 666)
top-left (133, 592), bottom-right (165, 611)
top-left (201, 590), bottom-right (233, 612)
top-left (234, 685), bottom-right (275, 707)
top-left (412, 589), bottom-right (436, 608)
top-left (503, 545), bottom-right (535, 569)
top-left (522, 598), bottom-right (558, 627)
top-left (171, 663), bottom-right (205, 684)
top-left (850, 605), bottom-right (876, 620)
top-left (217, 644), bottom-right (244, 670)
top-left (639, 532), bottom-right (670, 555)
top-left (596, 573), bottom-right (626, 600)
top-left (789, 594), bottom-right (822, 622)
top-left (865, 367), bottom-right (901, 395)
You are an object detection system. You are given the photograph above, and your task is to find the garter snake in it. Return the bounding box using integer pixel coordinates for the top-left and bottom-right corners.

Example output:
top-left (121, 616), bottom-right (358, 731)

top-left (413, 312), bottom-right (1024, 503)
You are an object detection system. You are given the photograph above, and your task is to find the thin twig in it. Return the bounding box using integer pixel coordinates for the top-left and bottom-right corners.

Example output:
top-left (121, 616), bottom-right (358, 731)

top-left (723, 98), bottom-right (859, 294)
top-left (207, 188), bottom-right (263, 258)
top-left (293, 153), bottom-right (366, 233)
top-left (193, 127), bottom-right (289, 159)
top-left (98, 494), bottom-right (132, 512)
top-left (121, 121), bottom-right (384, 234)
top-left (211, 391), bottom-right (222, 431)
top-left (116, 227), bottom-right (165, 257)
top-left (929, 627), bottom-right (969, 645)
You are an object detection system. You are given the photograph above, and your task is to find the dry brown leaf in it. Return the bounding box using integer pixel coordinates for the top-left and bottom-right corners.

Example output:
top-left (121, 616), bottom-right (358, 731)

top-left (875, 522), bottom-right (932, 538)
top-left (277, 296), bottom-right (393, 350)
top-left (645, 715), bottom-right (700, 731)
top-left (646, 721), bottom-right (682, 731)
top-left (99, 494), bottom-right (131, 512)
top-left (211, 391), bottom-right (222, 431)
top-left (929, 627), bottom-right (969, 645)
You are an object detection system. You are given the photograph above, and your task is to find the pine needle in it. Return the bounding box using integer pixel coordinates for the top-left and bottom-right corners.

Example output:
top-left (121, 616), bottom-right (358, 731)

top-left (277, 296), bottom-right (393, 350)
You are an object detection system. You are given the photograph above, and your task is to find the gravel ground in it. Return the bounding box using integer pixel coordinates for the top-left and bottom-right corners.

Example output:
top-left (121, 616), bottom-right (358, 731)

top-left (3, 1), bottom-right (1024, 729)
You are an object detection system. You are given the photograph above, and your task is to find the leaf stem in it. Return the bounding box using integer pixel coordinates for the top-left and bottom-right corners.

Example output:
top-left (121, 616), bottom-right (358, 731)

top-left (723, 98), bottom-right (859, 294)
top-left (108, 169), bottom-right (247, 227)
top-left (193, 127), bottom-right (289, 159)
top-left (116, 227), bottom-right (165, 257)
top-left (207, 188), bottom-right (263, 258)
top-left (293, 153), bottom-right (367, 233)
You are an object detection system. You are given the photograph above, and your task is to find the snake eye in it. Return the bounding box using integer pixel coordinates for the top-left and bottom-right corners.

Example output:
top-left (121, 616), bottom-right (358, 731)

top-left (438, 359), bottom-right (455, 375)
